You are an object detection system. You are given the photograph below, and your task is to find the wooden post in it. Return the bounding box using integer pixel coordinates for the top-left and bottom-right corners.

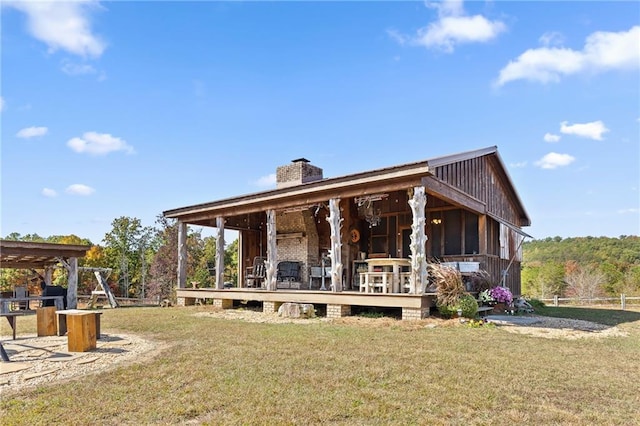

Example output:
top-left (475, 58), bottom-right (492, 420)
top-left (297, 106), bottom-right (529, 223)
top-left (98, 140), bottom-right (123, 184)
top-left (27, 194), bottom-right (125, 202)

top-left (621, 294), bottom-right (626, 310)
top-left (177, 221), bottom-right (187, 289)
top-left (67, 257), bottom-right (78, 309)
top-left (37, 306), bottom-right (57, 336)
top-left (327, 198), bottom-right (343, 292)
top-left (408, 186), bottom-right (427, 294)
top-left (265, 209), bottom-right (277, 291)
top-left (215, 217), bottom-right (225, 289)
top-left (553, 295), bottom-right (559, 307)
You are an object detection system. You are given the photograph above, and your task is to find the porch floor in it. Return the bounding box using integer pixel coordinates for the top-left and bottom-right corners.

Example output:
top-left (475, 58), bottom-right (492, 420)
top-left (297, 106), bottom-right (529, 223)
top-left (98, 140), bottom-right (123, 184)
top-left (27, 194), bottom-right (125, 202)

top-left (176, 288), bottom-right (437, 320)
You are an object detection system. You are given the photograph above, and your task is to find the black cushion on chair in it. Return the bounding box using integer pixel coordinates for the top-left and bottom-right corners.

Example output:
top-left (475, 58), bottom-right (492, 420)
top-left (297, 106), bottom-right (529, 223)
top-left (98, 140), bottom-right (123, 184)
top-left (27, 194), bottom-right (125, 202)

top-left (42, 285), bottom-right (68, 309)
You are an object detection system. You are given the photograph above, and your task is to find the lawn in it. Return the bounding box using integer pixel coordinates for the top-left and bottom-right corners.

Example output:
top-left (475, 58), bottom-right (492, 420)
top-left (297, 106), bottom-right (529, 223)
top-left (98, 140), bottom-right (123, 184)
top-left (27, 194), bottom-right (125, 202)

top-left (2, 305), bottom-right (639, 425)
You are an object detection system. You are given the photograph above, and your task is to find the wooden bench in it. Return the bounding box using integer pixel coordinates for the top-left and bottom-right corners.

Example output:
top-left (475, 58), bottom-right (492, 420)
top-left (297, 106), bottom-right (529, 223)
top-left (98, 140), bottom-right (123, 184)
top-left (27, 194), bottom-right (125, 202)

top-left (1, 311), bottom-right (35, 340)
top-left (56, 310), bottom-right (103, 340)
top-left (477, 306), bottom-right (494, 317)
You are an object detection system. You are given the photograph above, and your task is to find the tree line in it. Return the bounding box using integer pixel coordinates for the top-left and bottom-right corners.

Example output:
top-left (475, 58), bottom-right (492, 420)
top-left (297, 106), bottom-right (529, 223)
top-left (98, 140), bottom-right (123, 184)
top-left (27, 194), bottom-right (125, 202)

top-left (0, 215), bottom-right (239, 301)
top-left (521, 236), bottom-right (640, 299)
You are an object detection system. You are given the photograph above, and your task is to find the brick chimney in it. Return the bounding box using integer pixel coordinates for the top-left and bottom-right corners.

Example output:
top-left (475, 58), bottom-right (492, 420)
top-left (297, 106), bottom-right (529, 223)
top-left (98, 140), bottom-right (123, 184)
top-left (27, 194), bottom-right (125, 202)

top-left (276, 158), bottom-right (323, 189)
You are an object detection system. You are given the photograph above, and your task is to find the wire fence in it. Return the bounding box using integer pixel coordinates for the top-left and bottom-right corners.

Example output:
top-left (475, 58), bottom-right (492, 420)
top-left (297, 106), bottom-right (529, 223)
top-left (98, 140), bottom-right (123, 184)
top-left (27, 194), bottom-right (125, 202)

top-left (538, 294), bottom-right (640, 310)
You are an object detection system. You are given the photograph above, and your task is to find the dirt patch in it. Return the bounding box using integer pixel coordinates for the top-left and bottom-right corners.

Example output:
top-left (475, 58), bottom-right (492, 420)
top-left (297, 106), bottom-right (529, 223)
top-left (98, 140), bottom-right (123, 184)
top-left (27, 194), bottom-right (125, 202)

top-left (495, 315), bottom-right (628, 340)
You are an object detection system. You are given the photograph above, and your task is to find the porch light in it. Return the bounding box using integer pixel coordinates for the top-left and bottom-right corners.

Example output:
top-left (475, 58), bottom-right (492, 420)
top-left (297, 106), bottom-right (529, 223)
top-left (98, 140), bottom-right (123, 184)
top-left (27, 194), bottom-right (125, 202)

top-left (431, 218), bottom-right (442, 225)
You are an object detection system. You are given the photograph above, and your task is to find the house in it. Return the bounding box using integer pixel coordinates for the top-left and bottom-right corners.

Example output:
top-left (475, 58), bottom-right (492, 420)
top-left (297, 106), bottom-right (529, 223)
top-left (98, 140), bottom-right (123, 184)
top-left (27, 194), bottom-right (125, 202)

top-left (163, 146), bottom-right (531, 320)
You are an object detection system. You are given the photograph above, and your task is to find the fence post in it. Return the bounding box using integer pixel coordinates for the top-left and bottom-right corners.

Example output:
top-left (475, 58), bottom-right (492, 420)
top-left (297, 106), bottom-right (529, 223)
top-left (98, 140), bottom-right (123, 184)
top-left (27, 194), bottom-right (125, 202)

top-left (553, 295), bottom-right (558, 307)
top-left (621, 294), bottom-right (626, 311)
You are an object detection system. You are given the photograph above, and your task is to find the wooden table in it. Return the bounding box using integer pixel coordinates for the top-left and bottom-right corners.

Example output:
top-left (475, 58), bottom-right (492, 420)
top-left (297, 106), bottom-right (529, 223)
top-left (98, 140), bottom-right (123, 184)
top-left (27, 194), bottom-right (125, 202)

top-left (364, 258), bottom-right (411, 293)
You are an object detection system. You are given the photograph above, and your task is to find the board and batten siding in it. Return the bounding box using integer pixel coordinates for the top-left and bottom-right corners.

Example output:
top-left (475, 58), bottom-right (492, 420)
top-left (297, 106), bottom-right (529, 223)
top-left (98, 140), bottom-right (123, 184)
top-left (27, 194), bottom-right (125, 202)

top-left (432, 156), bottom-right (522, 226)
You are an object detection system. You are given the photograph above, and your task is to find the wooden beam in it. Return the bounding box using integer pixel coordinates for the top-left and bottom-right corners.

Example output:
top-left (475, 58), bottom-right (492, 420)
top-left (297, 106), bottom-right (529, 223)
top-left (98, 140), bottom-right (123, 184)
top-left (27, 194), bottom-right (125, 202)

top-left (422, 176), bottom-right (486, 214)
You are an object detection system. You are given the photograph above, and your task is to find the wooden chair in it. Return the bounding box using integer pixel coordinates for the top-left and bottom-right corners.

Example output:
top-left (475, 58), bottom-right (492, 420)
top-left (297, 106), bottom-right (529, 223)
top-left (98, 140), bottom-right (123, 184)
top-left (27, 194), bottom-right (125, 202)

top-left (245, 257), bottom-right (266, 288)
top-left (12, 286), bottom-right (29, 310)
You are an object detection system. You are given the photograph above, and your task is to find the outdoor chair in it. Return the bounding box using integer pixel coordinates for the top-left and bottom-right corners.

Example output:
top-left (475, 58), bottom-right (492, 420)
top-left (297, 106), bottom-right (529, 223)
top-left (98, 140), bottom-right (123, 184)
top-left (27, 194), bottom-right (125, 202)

top-left (245, 256), bottom-right (266, 288)
top-left (12, 286), bottom-right (28, 310)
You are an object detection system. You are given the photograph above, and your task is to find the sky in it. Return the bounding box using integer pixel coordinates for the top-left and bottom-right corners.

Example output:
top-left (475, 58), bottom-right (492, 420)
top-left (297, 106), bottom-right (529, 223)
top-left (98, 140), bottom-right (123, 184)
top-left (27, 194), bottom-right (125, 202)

top-left (1, 0), bottom-right (639, 245)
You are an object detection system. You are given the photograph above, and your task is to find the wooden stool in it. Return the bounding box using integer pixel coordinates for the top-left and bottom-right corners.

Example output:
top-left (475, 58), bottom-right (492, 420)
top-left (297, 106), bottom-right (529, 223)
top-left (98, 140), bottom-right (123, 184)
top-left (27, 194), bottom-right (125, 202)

top-left (56, 310), bottom-right (103, 339)
top-left (66, 312), bottom-right (97, 352)
top-left (36, 306), bottom-right (58, 336)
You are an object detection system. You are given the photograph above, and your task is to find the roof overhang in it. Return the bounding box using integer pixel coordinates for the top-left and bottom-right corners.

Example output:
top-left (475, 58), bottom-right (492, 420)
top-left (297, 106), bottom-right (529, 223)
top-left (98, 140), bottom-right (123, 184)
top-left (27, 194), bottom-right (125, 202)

top-left (0, 240), bottom-right (91, 269)
top-left (164, 162), bottom-right (432, 225)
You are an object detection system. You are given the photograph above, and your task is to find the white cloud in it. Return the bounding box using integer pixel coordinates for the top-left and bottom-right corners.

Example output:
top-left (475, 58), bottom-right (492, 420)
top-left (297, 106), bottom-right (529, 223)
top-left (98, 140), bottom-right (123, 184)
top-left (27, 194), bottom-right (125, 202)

top-left (496, 26), bottom-right (640, 86)
top-left (61, 60), bottom-right (97, 76)
top-left (386, 29), bottom-right (408, 46)
top-left (16, 126), bottom-right (48, 138)
top-left (560, 120), bottom-right (609, 140)
top-left (390, 0), bottom-right (506, 53)
top-left (535, 152), bottom-right (576, 169)
top-left (0, 96), bottom-right (5, 112)
top-left (539, 31), bottom-right (565, 47)
top-left (617, 208), bottom-right (639, 214)
top-left (42, 188), bottom-right (58, 198)
top-left (509, 161), bottom-right (527, 168)
top-left (544, 133), bottom-right (561, 143)
top-left (67, 131), bottom-right (134, 155)
top-left (254, 173), bottom-right (277, 187)
top-left (6, 0), bottom-right (106, 58)
top-left (65, 184), bottom-right (95, 196)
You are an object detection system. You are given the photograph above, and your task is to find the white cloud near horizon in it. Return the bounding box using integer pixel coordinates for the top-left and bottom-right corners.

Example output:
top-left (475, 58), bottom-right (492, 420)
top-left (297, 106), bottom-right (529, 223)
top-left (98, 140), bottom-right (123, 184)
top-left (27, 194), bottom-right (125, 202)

top-left (0, 96), bottom-right (5, 112)
top-left (560, 120), bottom-right (609, 140)
top-left (544, 133), bottom-right (561, 143)
top-left (16, 126), bottom-right (48, 138)
top-left (42, 188), bottom-right (58, 198)
top-left (496, 26), bottom-right (640, 86)
top-left (254, 173), bottom-right (277, 187)
top-left (67, 131), bottom-right (134, 155)
top-left (617, 208), bottom-right (639, 214)
top-left (535, 152), bottom-right (576, 169)
top-left (388, 0), bottom-right (506, 53)
top-left (65, 184), bottom-right (95, 196)
top-left (6, 0), bottom-right (106, 58)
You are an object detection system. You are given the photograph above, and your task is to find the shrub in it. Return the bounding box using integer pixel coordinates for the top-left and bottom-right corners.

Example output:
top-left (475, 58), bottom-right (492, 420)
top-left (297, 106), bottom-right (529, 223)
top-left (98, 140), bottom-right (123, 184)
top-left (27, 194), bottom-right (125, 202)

top-left (457, 294), bottom-right (479, 318)
top-left (436, 303), bottom-right (458, 319)
top-left (528, 298), bottom-right (546, 309)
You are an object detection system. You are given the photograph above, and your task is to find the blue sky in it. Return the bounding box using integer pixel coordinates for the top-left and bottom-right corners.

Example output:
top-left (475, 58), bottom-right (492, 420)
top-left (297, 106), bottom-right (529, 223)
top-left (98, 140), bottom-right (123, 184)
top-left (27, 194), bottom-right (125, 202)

top-left (1, 0), bottom-right (639, 244)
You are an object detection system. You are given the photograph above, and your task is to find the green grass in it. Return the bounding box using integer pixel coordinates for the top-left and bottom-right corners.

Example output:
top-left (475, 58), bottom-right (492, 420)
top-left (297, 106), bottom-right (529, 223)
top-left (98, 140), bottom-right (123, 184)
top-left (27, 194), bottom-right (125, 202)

top-left (2, 305), bottom-right (640, 425)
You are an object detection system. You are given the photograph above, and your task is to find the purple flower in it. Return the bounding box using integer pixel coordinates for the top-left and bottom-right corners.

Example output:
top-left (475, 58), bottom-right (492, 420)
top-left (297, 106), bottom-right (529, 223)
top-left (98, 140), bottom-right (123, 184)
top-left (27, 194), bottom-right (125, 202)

top-left (489, 286), bottom-right (513, 304)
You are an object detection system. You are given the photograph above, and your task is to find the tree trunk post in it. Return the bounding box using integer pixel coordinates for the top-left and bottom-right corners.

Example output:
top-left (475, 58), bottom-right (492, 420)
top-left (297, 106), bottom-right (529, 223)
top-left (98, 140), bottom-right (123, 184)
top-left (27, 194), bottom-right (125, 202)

top-left (177, 221), bottom-right (187, 290)
top-left (215, 217), bottom-right (225, 289)
top-left (408, 186), bottom-right (427, 294)
top-left (67, 257), bottom-right (78, 309)
top-left (265, 209), bottom-right (277, 291)
top-left (327, 198), bottom-right (343, 292)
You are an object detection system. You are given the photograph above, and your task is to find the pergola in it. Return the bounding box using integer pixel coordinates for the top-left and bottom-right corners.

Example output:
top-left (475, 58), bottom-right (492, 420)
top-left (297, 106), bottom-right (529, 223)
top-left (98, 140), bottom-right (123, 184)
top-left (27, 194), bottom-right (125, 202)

top-left (0, 240), bottom-right (91, 309)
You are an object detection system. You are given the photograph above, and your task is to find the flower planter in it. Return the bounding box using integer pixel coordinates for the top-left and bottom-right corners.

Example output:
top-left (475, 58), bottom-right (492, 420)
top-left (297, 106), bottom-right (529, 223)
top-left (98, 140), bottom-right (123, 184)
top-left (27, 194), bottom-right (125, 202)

top-left (492, 302), bottom-right (506, 314)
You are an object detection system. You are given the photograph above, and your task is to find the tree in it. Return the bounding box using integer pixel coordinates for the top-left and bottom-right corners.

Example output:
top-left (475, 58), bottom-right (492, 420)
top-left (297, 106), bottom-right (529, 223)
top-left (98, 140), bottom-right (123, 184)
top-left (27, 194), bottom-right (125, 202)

top-left (565, 266), bottom-right (605, 301)
top-left (103, 217), bottom-right (146, 297)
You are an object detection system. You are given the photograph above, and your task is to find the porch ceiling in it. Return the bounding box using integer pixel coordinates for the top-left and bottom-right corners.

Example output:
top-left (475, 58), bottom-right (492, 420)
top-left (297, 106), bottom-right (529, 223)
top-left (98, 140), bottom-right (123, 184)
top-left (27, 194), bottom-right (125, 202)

top-left (0, 240), bottom-right (91, 269)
